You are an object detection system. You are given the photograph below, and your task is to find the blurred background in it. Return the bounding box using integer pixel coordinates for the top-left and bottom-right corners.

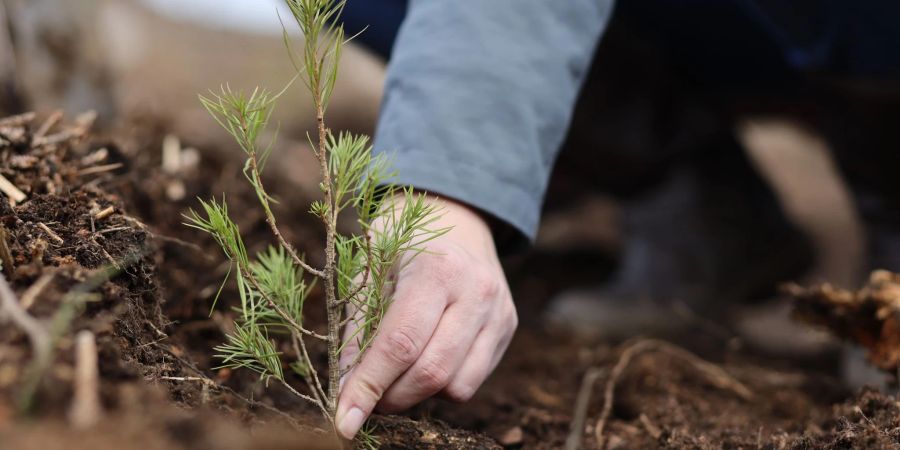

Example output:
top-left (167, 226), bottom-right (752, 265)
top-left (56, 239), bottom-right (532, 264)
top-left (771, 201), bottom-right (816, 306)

top-left (0, 0), bottom-right (875, 357)
top-left (0, 0), bottom-right (864, 286)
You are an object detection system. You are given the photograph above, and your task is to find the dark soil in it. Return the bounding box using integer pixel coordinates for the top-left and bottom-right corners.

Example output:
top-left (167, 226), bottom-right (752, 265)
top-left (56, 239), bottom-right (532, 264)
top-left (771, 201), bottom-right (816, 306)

top-left (1, 112), bottom-right (899, 449)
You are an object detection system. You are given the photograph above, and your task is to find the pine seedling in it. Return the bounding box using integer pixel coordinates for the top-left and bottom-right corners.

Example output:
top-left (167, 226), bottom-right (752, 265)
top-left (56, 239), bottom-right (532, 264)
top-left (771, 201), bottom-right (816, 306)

top-left (185, 0), bottom-right (446, 441)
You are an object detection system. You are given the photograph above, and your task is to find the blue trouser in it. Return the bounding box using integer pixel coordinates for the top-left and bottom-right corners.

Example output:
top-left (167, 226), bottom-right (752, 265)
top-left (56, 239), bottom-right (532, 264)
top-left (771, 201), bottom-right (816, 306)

top-left (341, 0), bottom-right (406, 59)
top-left (347, 0), bottom-right (900, 83)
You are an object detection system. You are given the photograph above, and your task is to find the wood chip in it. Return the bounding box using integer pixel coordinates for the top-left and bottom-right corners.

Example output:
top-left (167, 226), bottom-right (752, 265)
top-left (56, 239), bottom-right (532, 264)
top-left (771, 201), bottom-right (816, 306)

top-left (0, 112), bottom-right (36, 128)
top-left (36, 223), bottom-right (64, 245)
top-left (33, 110), bottom-right (96, 147)
top-left (0, 174), bottom-right (26, 205)
top-left (34, 110), bottom-right (63, 140)
top-left (93, 206), bottom-right (115, 221)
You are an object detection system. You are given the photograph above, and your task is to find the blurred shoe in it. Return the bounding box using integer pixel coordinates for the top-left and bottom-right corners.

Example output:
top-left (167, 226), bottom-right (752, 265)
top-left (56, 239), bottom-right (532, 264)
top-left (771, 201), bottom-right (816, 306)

top-left (841, 345), bottom-right (893, 392)
top-left (545, 137), bottom-right (814, 339)
top-left (733, 300), bottom-right (837, 358)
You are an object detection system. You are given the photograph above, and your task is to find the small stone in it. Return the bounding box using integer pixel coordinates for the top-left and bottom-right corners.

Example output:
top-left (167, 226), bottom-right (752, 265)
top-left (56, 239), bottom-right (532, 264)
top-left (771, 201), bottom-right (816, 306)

top-left (498, 426), bottom-right (523, 447)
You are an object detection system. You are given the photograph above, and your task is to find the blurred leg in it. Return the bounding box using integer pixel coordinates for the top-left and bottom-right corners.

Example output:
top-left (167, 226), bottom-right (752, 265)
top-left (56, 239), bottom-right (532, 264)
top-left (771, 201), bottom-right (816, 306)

top-left (545, 2), bottom-right (814, 338)
top-left (0, 0), bottom-right (23, 114)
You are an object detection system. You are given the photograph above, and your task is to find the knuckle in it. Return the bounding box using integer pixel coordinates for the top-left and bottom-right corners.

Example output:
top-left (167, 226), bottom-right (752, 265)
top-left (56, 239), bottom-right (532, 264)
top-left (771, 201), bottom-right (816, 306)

top-left (423, 250), bottom-right (465, 287)
top-left (381, 327), bottom-right (421, 366)
top-left (508, 303), bottom-right (520, 331)
top-left (412, 359), bottom-right (452, 392)
top-left (354, 375), bottom-right (386, 405)
top-left (470, 271), bottom-right (501, 300)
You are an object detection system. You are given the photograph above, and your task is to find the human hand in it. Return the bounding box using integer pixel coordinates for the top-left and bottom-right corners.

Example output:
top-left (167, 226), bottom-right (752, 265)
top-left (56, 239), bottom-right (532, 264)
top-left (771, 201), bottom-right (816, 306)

top-left (335, 196), bottom-right (517, 439)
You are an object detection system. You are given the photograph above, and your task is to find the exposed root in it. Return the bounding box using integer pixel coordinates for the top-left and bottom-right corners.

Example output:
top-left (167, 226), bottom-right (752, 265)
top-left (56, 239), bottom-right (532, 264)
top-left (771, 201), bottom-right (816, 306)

top-left (565, 367), bottom-right (604, 450)
top-left (592, 338), bottom-right (754, 449)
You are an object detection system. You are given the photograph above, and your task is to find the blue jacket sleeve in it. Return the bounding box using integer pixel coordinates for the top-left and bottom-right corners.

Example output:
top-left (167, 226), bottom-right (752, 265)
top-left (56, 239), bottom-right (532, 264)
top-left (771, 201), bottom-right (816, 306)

top-left (373, 0), bottom-right (614, 248)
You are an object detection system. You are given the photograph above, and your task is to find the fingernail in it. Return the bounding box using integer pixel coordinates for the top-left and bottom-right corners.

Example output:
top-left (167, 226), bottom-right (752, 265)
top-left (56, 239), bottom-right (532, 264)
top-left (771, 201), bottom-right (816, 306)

top-left (337, 407), bottom-right (365, 439)
top-left (339, 375), bottom-right (346, 393)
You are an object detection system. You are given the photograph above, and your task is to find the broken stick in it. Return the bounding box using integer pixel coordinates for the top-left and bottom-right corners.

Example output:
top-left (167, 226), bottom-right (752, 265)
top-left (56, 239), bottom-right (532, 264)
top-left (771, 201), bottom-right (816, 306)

top-left (0, 173), bottom-right (26, 204)
top-left (68, 330), bottom-right (102, 429)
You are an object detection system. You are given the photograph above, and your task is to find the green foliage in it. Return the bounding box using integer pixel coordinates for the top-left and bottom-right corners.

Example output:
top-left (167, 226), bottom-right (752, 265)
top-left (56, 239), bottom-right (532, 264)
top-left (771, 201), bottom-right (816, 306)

top-left (186, 0), bottom-right (449, 440)
top-left (198, 85), bottom-right (282, 159)
top-left (284, 0), bottom-right (347, 108)
top-left (356, 423), bottom-right (382, 450)
top-left (185, 197), bottom-right (249, 269)
top-left (251, 246), bottom-right (314, 328)
top-left (215, 321), bottom-right (284, 382)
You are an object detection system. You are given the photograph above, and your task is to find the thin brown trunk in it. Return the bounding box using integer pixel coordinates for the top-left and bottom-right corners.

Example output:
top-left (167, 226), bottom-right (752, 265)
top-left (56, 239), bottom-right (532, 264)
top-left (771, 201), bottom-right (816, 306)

top-left (316, 97), bottom-right (341, 418)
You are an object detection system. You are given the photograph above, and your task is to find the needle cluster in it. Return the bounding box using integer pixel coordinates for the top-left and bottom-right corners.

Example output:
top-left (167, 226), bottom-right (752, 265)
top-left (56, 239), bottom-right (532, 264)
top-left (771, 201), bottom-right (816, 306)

top-left (185, 0), bottom-right (445, 439)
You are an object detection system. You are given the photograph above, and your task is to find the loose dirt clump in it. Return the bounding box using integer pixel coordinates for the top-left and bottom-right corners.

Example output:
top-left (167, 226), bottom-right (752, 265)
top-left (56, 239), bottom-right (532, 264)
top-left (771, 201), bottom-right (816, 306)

top-left (0, 111), bottom-right (175, 417)
top-left (788, 270), bottom-right (900, 374)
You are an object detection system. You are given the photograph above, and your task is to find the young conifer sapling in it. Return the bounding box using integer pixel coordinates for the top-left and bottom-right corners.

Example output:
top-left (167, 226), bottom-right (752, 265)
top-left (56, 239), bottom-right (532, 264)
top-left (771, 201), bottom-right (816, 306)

top-left (186, 0), bottom-right (446, 440)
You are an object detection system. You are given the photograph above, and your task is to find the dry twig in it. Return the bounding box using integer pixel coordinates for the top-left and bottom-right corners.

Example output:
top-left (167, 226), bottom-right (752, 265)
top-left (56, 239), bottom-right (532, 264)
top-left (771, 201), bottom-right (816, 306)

top-left (0, 273), bottom-right (51, 374)
top-left (639, 413), bottom-right (662, 440)
top-left (32, 111), bottom-right (95, 147)
top-left (93, 206), bottom-right (115, 220)
top-left (68, 330), bottom-right (102, 429)
top-left (0, 224), bottom-right (14, 274)
top-left (19, 272), bottom-right (55, 310)
top-left (77, 163), bottom-right (123, 177)
top-left (36, 222), bottom-right (65, 245)
top-left (34, 110), bottom-right (63, 141)
top-left (0, 174), bottom-right (26, 205)
top-left (0, 112), bottom-right (36, 128)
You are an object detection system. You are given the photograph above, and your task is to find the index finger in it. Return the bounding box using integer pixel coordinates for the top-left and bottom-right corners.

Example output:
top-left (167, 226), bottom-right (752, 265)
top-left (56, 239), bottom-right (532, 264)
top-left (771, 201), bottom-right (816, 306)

top-left (335, 274), bottom-right (448, 439)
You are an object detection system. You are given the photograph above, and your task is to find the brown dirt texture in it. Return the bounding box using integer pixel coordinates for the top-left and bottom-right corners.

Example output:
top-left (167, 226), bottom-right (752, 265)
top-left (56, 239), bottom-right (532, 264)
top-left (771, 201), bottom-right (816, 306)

top-left (1, 112), bottom-right (899, 449)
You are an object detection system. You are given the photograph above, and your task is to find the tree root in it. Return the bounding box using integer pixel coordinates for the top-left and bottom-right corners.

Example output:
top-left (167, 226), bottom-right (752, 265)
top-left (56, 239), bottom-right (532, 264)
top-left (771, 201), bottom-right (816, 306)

top-left (567, 338), bottom-right (755, 450)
